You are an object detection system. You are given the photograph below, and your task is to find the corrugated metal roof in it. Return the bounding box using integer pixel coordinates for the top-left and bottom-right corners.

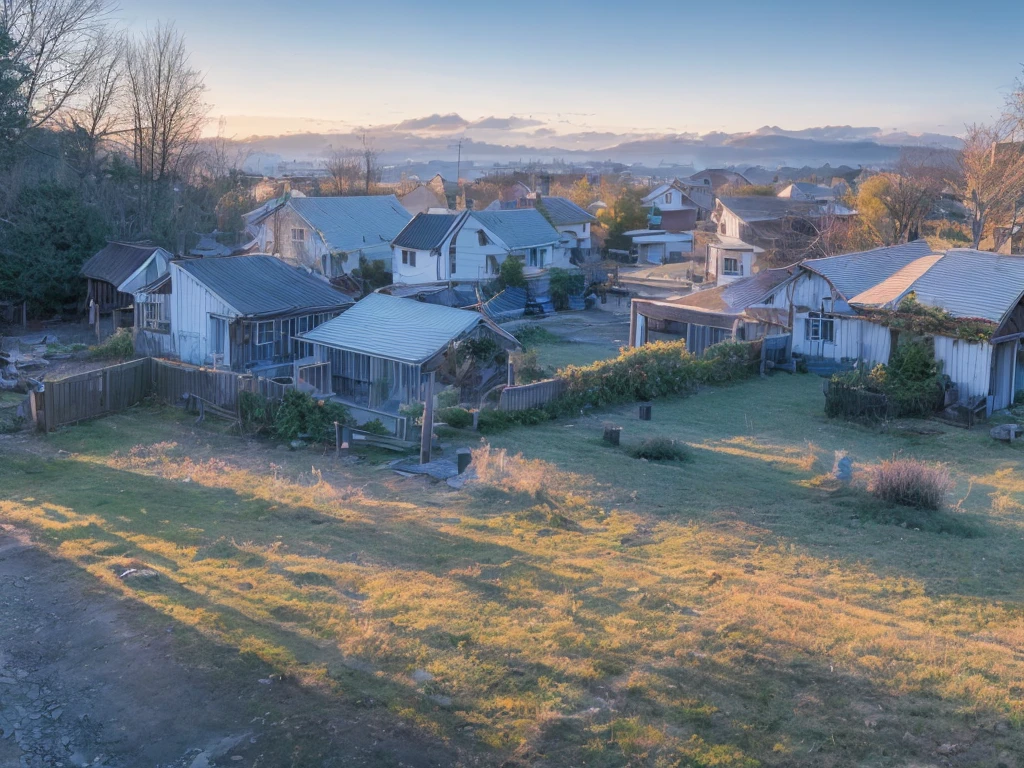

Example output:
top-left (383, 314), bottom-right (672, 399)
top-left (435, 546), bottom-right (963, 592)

top-left (849, 254), bottom-right (944, 308)
top-left (81, 242), bottom-right (169, 288)
top-left (718, 196), bottom-right (830, 223)
top-left (802, 240), bottom-right (934, 300)
top-left (175, 256), bottom-right (353, 317)
top-left (665, 267), bottom-right (797, 315)
top-left (472, 209), bottom-right (560, 249)
top-left (392, 212), bottom-right (460, 250)
top-left (905, 249), bottom-right (1024, 324)
top-left (535, 196), bottom-right (597, 225)
top-left (301, 292), bottom-right (483, 364)
top-left (289, 196), bottom-right (412, 254)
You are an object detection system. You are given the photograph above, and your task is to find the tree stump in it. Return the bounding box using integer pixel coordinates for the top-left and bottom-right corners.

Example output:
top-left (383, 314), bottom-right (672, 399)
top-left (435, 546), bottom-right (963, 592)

top-left (603, 425), bottom-right (621, 446)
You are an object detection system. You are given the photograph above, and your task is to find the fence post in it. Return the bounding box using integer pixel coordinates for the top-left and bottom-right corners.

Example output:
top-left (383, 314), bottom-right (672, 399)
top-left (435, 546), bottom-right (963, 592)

top-left (420, 371), bottom-right (434, 465)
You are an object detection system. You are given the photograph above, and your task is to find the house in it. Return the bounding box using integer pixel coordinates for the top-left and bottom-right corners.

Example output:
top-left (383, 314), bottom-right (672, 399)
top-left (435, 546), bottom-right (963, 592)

top-left (704, 235), bottom-right (765, 285)
top-left (391, 208), bottom-right (564, 286)
top-left (81, 242), bottom-right (172, 317)
top-left (791, 240), bottom-right (936, 364)
top-left (533, 195), bottom-right (598, 259)
top-left (712, 196), bottom-right (856, 259)
top-left (777, 182), bottom-right (848, 202)
top-left (641, 180), bottom-right (709, 230)
top-left (688, 169), bottom-right (752, 193)
top-left (301, 293), bottom-right (519, 412)
top-left (399, 184), bottom-right (447, 216)
top-left (145, 255), bottom-right (353, 372)
top-left (244, 194), bottom-right (412, 277)
top-left (848, 249), bottom-right (1024, 412)
top-left (630, 266), bottom-right (797, 356)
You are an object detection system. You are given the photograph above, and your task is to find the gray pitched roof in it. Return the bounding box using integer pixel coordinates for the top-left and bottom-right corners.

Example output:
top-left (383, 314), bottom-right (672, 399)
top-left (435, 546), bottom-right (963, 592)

top-left (717, 196), bottom-right (828, 222)
top-left (668, 267), bottom-right (797, 315)
top-left (289, 196), bottom-right (412, 253)
top-left (301, 292), bottom-right (483, 364)
top-left (801, 240), bottom-right (934, 301)
top-left (472, 209), bottom-right (560, 249)
top-left (906, 249), bottom-right (1024, 324)
top-left (535, 196), bottom-right (597, 225)
top-left (81, 242), bottom-right (168, 288)
top-left (174, 256), bottom-right (353, 317)
top-left (392, 213), bottom-right (460, 250)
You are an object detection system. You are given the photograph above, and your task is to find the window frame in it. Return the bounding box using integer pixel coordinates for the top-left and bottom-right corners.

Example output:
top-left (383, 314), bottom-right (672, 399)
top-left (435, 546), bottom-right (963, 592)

top-left (804, 312), bottom-right (835, 343)
top-left (449, 241), bottom-right (457, 274)
top-left (255, 320), bottom-right (275, 348)
top-left (723, 256), bottom-right (740, 275)
top-left (665, 192), bottom-right (673, 204)
top-left (291, 227), bottom-right (306, 242)
top-left (209, 316), bottom-right (227, 355)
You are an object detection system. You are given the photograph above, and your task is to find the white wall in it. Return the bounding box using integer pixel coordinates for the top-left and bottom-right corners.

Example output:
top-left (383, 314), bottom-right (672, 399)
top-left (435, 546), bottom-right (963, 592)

top-left (170, 263), bottom-right (237, 367)
top-left (708, 246), bottom-right (756, 285)
top-left (934, 336), bottom-right (993, 405)
top-left (393, 247), bottom-right (441, 283)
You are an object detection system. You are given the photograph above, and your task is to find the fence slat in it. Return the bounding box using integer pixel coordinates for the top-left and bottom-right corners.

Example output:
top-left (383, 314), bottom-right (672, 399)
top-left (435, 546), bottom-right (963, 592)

top-left (498, 378), bottom-right (567, 411)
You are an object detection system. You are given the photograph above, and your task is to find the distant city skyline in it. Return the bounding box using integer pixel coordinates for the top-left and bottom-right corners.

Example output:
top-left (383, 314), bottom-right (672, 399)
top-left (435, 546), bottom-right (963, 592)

top-left (113, 0), bottom-right (1024, 139)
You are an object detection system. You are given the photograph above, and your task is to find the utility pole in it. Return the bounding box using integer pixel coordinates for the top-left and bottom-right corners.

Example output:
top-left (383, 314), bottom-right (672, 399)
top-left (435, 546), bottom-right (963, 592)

top-left (448, 138), bottom-right (464, 208)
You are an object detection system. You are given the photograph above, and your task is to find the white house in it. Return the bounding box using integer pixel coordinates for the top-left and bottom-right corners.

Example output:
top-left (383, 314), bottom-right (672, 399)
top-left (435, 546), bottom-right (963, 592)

top-left (391, 208), bottom-right (564, 286)
top-left (533, 196), bottom-right (597, 257)
top-left (625, 229), bottom-right (694, 265)
top-left (157, 255), bottom-right (352, 371)
top-left (704, 235), bottom-right (765, 285)
top-left (713, 196), bottom-right (856, 241)
top-left (244, 194), bottom-right (412, 277)
top-left (777, 181), bottom-right (849, 202)
top-left (641, 180), bottom-right (706, 231)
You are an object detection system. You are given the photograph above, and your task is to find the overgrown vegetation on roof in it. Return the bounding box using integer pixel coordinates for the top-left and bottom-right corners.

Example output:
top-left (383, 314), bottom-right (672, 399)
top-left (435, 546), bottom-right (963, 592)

top-left (861, 293), bottom-right (996, 342)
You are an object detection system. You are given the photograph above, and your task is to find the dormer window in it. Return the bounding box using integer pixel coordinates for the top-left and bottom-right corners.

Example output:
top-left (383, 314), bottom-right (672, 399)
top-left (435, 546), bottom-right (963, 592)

top-left (665, 193), bottom-right (673, 204)
top-left (478, 230), bottom-right (489, 246)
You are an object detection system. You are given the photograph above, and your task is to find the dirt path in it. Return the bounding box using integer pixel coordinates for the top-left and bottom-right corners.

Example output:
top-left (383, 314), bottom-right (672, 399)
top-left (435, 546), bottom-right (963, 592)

top-left (0, 528), bottom-right (464, 768)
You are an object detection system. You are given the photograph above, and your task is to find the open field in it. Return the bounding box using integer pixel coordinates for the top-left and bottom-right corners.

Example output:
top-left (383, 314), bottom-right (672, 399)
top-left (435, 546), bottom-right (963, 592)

top-left (1, 374), bottom-right (1024, 766)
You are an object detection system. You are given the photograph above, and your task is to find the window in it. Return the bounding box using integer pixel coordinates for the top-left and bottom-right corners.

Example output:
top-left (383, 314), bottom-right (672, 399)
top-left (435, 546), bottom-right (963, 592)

top-left (665, 192), bottom-right (673, 204)
top-left (256, 320), bottom-right (275, 347)
top-left (478, 230), bottom-right (489, 247)
top-left (529, 248), bottom-right (538, 267)
top-left (723, 257), bottom-right (740, 275)
top-left (804, 312), bottom-right (835, 343)
top-left (141, 302), bottom-right (167, 331)
top-left (764, 293), bottom-right (775, 306)
top-left (719, 222), bottom-right (727, 235)
top-left (449, 242), bottom-right (457, 275)
top-left (291, 228), bottom-right (305, 242)
top-left (401, 249), bottom-right (416, 267)
top-left (209, 316), bottom-right (226, 355)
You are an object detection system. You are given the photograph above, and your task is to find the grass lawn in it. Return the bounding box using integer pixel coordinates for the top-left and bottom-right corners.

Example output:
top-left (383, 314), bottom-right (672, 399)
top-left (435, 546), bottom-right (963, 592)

top-left (2, 374), bottom-right (1024, 766)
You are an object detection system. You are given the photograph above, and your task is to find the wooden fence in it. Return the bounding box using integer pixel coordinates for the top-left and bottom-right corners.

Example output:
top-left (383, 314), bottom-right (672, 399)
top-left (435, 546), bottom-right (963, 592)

top-left (35, 357), bottom-right (299, 431)
top-left (498, 377), bottom-right (567, 412)
top-left (40, 358), bottom-right (153, 432)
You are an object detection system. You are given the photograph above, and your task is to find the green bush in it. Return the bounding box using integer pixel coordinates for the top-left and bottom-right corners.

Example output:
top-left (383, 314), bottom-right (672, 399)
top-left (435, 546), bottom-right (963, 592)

top-left (513, 326), bottom-right (561, 347)
top-left (358, 418), bottom-right (391, 435)
top-left (273, 390), bottom-right (350, 443)
top-left (497, 257), bottom-right (527, 290)
top-left (239, 391), bottom-right (275, 435)
top-left (627, 436), bottom-right (688, 462)
top-left (437, 388), bottom-right (461, 408)
top-left (89, 328), bottom-right (135, 360)
top-left (555, 339), bottom-right (757, 413)
top-left (437, 406), bottom-right (474, 429)
top-left (512, 348), bottom-right (552, 384)
top-left (828, 339), bottom-right (944, 420)
top-left (478, 408), bottom-right (553, 433)
top-left (547, 267), bottom-right (586, 311)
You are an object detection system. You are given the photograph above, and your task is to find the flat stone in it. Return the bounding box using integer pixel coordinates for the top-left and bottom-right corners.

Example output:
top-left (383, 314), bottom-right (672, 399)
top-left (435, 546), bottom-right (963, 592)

top-left (49, 710), bottom-right (61, 721)
top-left (411, 669), bottom-right (434, 684)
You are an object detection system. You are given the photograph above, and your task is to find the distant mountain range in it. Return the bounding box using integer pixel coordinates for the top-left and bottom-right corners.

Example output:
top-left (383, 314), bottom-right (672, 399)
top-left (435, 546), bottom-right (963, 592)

top-left (230, 113), bottom-right (962, 176)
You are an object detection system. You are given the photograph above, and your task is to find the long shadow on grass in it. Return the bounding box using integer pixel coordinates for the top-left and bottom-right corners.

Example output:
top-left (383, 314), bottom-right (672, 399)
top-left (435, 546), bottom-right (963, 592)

top-left (5, 452), bottom-right (1021, 766)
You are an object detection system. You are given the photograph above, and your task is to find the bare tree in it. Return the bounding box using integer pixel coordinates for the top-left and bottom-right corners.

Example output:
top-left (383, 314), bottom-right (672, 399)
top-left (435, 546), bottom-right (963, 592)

top-left (359, 131), bottom-right (380, 194)
top-left (323, 147), bottom-right (360, 194)
top-left (951, 122), bottom-right (1024, 249)
top-left (2, 0), bottom-right (110, 129)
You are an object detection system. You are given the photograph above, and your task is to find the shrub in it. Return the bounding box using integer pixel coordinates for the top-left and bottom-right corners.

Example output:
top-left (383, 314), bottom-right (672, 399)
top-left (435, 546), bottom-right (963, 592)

top-left (239, 391), bottom-right (274, 435)
top-left (358, 418), bottom-right (391, 435)
top-left (497, 257), bottom-right (526, 290)
top-left (828, 340), bottom-right (944, 420)
top-left (547, 267), bottom-right (586, 311)
top-left (511, 348), bottom-right (551, 384)
top-left (436, 388), bottom-right (460, 408)
top-left (627, 436), bottom-right (688, 462)
top-left (870, 457), bottom-right (952, 510)
top-left (513, 326), bottom-right (561, 347)
top-left (437, 406), bottom-right (473, 429)
top-left (478, 407), bottom-right (553, 433)
top-left (90, 328), bottom-right (134, 360)
top-left (273, 390), bottom-right (350, 443)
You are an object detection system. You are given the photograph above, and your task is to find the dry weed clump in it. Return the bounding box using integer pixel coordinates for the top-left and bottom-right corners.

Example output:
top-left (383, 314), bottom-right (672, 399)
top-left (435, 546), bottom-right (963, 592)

top-left (470, 444), bottom-right (551, 497)
top-left (870, 457), bottom-right (952, 510)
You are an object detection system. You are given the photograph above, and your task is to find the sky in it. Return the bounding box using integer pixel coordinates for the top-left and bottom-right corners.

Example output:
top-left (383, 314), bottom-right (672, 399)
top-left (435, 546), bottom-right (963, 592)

top-left (113, 0), bottom-right (1024, 140)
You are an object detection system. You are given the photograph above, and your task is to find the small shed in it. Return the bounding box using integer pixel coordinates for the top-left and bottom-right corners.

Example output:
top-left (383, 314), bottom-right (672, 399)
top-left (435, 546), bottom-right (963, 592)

top-left (81, 242), bottom-right (172, 315)
top-left (301, 293), bottom-right (519, 410)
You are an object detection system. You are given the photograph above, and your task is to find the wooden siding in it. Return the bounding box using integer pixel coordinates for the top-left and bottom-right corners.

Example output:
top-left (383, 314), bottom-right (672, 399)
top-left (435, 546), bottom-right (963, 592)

top-left (933, 336), bottom-right (993, 406)
top-left (170, 262), bottom-right (237, 367)
top-left (40, 358), bottom-right (152, 431)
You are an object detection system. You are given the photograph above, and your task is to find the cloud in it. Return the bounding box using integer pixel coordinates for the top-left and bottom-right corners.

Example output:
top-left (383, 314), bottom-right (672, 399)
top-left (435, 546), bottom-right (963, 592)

top-left (531, 127), bottom-right (556, 137)
top-left (393, 113), bottom-right (469, 132)
top-left (470, 116), bottom-right (544, 131)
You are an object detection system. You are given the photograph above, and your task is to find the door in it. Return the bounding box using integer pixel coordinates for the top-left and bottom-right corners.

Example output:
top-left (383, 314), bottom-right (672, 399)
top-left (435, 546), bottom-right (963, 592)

top-left (990, 341), bottom-right (1017, 411)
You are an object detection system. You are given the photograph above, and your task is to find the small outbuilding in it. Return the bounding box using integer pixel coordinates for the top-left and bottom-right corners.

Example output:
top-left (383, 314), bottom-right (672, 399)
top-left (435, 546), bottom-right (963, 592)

top-left (81, 242), bottom-right (172, 317)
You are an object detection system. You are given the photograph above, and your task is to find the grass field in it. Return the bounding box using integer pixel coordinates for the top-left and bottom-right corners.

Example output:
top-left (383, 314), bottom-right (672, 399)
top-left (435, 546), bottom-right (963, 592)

top-left (2, 374), bottom-right (1023, 766)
